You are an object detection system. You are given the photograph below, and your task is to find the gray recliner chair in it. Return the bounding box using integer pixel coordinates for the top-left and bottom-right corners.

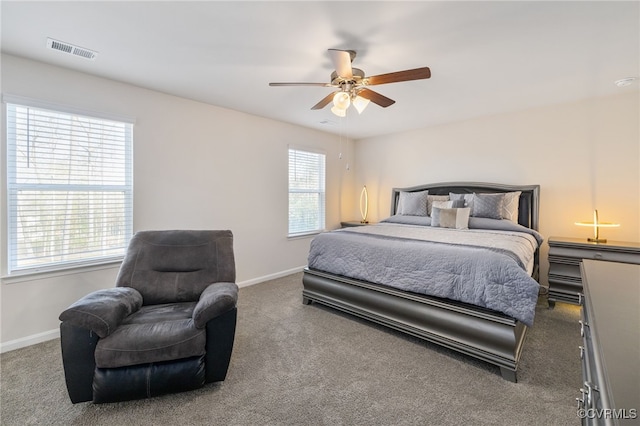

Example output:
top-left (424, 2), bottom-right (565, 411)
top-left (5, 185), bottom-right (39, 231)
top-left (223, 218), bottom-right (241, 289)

top-left (59, 230), bottom-right (238, 403)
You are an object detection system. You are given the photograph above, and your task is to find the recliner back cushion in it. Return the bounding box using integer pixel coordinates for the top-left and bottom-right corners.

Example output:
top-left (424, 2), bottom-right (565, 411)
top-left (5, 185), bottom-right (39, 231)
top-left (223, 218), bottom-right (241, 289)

top-left (116, 230), bottom-right (235, 304)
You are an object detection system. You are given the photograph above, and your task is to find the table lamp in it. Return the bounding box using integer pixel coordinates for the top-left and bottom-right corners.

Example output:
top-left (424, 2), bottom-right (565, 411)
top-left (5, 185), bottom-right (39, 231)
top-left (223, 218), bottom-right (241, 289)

top-left (574, 209), bottom-right (620, 243)
top-left (360, 185), bottom-right (369, 223)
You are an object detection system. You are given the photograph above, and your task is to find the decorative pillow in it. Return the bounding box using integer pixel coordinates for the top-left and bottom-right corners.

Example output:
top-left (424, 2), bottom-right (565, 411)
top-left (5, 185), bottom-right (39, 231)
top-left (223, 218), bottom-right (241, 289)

top-left (426, 195), bottom-right (450, 216)
top-left (502, 191), bottom-right (521, 223)
top-left (471, 193), bottom-right (505, 219)
top-left (449, 193), bottom-right (475, 210)
top-left (432, 199), bottom-right (466, 211)
top-left (397, 190), bottom-right (429, 216)
top-left (450, 198), bottom-right (466, 208)
top-left (431, 200), bottom-right (452, 210)
top-left (431, 207), bottom-right (471, 229)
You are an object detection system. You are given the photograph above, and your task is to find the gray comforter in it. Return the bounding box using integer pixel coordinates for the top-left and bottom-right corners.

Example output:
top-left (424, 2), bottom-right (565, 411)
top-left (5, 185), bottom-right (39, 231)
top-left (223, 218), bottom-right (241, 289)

top-left (307, 221), bottom-right (542, 326)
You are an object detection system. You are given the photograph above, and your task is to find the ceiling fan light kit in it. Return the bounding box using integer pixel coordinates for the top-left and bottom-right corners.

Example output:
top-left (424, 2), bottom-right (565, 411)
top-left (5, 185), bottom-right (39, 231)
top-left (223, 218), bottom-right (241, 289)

top-left (333, 91), bottom-right (351, 109)
top-left (330, 90), bottom-right (369, 117)
top-left (330, 106), bottom-right (346, 117)
top-left (269, 49), bottom-right (431, 117)
top-left (352, 96), bottom-right (370, 114)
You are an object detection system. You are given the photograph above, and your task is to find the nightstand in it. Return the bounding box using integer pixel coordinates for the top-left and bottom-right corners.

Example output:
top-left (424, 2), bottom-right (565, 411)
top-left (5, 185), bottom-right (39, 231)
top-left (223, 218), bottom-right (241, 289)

top-left (547, 236), bottom-right (640, 307)
top-left (340, 221), bottom-right (373, 228)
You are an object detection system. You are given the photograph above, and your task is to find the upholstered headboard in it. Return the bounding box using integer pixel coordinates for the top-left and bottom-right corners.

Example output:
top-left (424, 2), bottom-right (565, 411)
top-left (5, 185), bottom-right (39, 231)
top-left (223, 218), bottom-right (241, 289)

top-left (390, 182), bottom-right (540, 231)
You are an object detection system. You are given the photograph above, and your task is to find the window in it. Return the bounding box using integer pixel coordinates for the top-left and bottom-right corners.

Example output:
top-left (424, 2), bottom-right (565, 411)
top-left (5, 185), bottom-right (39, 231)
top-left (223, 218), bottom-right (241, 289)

top-left (288, 147), bottom-right (325, 236)
top-left (6, 102), bottom-right (133, 274)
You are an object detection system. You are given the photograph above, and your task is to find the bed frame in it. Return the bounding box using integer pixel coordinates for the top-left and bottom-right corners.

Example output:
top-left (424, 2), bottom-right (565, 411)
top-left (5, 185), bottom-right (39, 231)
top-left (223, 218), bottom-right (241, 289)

top-left (302, 182), bottom-right (540, 382)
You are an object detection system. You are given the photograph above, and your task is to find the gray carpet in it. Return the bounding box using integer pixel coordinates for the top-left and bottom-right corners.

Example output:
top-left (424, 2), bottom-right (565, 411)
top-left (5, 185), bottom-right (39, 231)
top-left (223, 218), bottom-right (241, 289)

top-left (1, 272), bottom-right (582, 425)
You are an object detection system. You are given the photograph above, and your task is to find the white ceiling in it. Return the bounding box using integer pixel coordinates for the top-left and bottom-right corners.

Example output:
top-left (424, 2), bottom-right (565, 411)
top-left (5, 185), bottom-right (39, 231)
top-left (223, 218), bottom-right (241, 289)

top-left (1, 1), bottom-right (639, 139)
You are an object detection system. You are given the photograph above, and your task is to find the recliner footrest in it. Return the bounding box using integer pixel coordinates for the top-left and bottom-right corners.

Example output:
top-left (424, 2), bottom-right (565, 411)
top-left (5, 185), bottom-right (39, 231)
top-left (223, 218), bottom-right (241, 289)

top-left (92, 356), bottom-right (206, 403)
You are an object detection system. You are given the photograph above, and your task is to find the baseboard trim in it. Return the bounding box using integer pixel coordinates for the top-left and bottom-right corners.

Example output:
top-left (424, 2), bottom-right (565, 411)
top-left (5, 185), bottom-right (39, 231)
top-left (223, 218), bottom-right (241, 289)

top-left (1, 329), bottom-right (60, 354)
top-left (1, 266), bottom-right (307, 353)
top-left (237, 265), bottom-right (306, 288)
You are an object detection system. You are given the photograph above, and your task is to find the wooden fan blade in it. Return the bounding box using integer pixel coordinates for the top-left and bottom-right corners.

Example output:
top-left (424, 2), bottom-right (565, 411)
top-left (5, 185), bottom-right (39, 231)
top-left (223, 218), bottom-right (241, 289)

top-left (311, 92), bottom-right (337, 110)
top-left (328, 49), bottom-right (353, 79)
top-left (357, 89), bottom-right (395, 108)
top-left (366, 67), bottom-right (431, 85)
top-left (269, 82), bottom-right (333, 87)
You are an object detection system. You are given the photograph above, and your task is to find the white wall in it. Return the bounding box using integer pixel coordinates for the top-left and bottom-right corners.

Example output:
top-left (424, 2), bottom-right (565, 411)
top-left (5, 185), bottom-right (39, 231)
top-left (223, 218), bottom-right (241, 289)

top-left (353, 91), bottom-right (640, 285)
top-left (0, 54), bottom-right (355, 349)
top-left (2, 52), bottom-right (638, 350)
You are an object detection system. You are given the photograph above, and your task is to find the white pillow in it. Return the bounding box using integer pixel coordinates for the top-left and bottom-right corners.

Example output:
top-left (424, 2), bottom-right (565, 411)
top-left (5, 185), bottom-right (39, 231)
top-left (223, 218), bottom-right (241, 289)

top-left (431, 200), bottom-right (454, 210)
top-left (502, 191), bottom-right (521, 223)
top-left (430, 207), bottom-right (470, 229)
top-left (426, 195), bottom-right (450, 216)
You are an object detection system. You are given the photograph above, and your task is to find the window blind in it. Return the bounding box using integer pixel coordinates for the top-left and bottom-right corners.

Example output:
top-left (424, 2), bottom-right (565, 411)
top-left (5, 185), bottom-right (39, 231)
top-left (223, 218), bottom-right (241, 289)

top-left (6, 103), bottom-right (133, 274)
top-left (288, 147), bottom-right (326, 236)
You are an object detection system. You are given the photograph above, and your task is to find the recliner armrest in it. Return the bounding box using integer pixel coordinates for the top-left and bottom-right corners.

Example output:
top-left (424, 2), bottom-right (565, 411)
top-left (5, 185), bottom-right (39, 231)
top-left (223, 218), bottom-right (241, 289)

top-left (59, 287), bottom-right (143, 338)
top-left (193, 282), bottom-right (238, 329)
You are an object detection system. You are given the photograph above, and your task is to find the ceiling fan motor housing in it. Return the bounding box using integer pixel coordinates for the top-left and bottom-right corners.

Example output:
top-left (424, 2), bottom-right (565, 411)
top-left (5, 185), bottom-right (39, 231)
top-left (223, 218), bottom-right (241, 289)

top-left (331, 68), bottom-right (366, 86)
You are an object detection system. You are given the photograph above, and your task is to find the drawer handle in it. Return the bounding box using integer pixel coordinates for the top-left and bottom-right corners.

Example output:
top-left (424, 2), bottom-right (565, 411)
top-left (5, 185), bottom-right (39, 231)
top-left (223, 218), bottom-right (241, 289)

top-left (577, 387), bottom-right (587, 409)
top-left (578, 293), bottom-right (583, 306)
top-left (579, 320), bottom-right (589, 337)
top-left (583, 382), bottom-right (599, 408)
top-left (593, 253), bottom-right (603, 259)
top-left (579, 346), bottom-right (584, 359)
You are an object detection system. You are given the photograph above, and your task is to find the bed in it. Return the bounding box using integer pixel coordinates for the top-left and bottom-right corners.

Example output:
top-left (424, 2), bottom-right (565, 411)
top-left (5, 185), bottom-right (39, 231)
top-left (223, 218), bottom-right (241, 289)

top-left (302, 182), bottom-right (541, 382)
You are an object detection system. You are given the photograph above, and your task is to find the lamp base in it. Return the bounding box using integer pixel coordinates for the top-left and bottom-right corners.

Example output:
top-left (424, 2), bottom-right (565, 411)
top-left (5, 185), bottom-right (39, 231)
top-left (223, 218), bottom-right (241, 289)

top-left (587, 237), bottom-right (607, 243)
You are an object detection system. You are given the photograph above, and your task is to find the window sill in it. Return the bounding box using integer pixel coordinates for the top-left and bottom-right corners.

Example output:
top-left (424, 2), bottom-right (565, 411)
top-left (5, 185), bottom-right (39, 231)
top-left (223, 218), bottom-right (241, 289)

top-left (287, 229), bottom-right (325, 240)
top-left (1, 258), bottom-right (123, 284)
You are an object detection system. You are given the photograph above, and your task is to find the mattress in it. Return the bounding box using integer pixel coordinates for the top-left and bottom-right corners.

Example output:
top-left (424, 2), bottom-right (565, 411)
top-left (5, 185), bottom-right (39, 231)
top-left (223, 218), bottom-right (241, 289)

top-left (307, 220), bottom-right (542, 326)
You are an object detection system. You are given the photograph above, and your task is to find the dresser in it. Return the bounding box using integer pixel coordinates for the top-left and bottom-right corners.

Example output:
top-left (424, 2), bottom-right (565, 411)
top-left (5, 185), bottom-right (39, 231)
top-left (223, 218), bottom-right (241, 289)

top-left (547, 237), bottom-right (640, 307)
top-left (577, 260), bottom-right (639, 425)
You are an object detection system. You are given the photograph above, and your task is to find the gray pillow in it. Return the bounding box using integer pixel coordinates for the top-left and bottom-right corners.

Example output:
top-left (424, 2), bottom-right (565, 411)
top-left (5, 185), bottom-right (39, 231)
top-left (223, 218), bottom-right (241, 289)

top-left (472, 193), bottom-right (505, 219)
top-left (397, 190), bottom-right (429, 216)
top-left (450, 198), bottom-right (466, 208)
top-left (449, 193), bottom-right (475, 210)
top-left (431, 207), bottom-right (471, 229)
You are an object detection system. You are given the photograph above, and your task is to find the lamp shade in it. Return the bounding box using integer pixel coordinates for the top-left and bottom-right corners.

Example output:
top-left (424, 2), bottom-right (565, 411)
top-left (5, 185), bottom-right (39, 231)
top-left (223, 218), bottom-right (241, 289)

top-left (330, 106), bottom-right (346, 117)
top-left (332, 92), bottom-right (350, 109)
top-left (352, 96), bottom-right (370, 114)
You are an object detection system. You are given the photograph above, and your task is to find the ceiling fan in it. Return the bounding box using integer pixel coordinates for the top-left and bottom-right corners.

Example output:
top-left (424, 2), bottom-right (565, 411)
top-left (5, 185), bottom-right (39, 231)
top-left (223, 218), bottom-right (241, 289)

top-left (269, 49), bottom-right (431, 117)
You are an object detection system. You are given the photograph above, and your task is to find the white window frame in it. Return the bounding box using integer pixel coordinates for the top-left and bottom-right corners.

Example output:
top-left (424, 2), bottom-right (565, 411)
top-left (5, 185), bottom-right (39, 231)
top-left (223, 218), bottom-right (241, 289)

top-left (4, 96), bottom-right (134, 276)
top-left (288, 146), bottom-right (326, 237)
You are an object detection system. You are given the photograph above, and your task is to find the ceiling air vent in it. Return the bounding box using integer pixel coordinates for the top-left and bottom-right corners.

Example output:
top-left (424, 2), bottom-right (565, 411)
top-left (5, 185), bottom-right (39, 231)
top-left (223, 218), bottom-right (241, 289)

top-left (46, 38), bottom-right (98, 60)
